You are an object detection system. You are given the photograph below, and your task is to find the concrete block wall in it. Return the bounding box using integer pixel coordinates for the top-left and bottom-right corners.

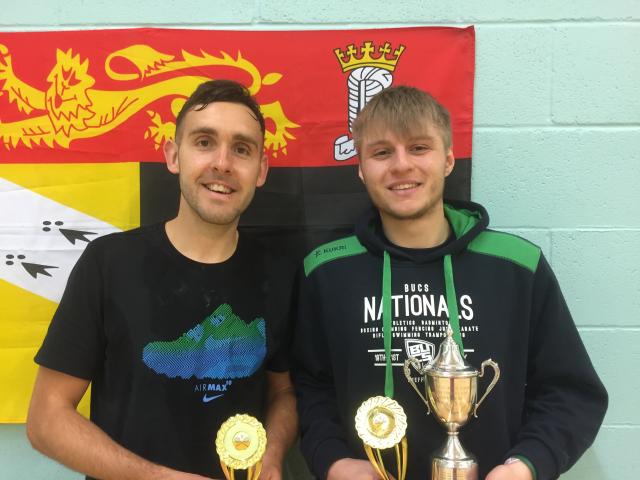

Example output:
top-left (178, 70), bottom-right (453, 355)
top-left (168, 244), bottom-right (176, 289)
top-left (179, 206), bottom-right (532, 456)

top-left (1, 1), bottom-right (638, 478)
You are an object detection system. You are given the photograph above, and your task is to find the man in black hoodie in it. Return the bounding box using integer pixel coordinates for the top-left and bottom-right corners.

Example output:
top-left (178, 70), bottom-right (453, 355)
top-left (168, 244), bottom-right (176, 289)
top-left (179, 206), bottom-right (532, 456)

top-left (293, 86), bottom-right (607, 480)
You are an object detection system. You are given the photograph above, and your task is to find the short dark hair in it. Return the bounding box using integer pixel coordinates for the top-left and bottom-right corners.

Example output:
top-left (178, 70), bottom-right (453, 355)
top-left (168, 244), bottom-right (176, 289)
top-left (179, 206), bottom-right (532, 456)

top-left (352, 85), bottom-right (452, 153)
top-left (174, 79), bottom-right (265, 141)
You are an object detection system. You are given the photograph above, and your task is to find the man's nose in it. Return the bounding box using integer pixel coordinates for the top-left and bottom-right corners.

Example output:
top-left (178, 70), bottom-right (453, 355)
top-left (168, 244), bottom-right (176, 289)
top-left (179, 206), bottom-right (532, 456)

top-left (390, 148), bottom-right (412, 172)
top-left (211, 145), bottom-right (232, 172)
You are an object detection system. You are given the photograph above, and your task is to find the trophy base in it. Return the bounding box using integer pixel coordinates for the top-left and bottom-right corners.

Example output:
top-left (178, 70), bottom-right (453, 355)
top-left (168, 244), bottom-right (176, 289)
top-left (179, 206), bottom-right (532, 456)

top-left (432, 458), bottom-right (478, 480)
top-left (431, 432), bottom-right (478, 480)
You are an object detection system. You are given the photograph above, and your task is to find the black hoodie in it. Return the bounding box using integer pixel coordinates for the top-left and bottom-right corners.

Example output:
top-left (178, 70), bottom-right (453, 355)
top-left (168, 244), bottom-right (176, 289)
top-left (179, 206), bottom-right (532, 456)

top-left (293, 200), bottom-right (607, 480)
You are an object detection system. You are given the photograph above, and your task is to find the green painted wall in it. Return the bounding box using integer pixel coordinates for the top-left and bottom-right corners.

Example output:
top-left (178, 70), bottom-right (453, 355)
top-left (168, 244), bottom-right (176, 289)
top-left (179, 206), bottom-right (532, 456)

top-left (1, 1), bottom-right (638, 478)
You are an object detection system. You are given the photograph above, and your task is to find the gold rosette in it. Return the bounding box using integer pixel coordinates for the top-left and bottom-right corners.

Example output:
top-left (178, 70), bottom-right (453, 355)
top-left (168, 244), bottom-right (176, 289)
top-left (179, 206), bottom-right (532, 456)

top-left (215, 414), bottom-right (266, 480)
top-left (356, 396), bottom-right (407, 449)
top-left (355, 396), bottom-right (408, 480)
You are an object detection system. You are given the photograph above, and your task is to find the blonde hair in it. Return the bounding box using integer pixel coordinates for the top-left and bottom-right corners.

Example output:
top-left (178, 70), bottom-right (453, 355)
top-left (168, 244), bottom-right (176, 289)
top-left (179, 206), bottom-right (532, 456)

top-left (352, 85), bottom-right (452, 153)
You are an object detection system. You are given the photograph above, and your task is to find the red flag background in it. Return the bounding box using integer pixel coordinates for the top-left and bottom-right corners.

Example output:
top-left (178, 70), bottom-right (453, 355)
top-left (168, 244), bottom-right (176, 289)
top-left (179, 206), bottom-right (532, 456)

top-left (0, 27), bottom-right (474, 421)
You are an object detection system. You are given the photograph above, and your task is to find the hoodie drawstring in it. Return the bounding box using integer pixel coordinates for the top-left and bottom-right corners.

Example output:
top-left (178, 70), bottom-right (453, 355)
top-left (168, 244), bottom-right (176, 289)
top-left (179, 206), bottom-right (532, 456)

top-left (382, 252), bottom-right (464, 399)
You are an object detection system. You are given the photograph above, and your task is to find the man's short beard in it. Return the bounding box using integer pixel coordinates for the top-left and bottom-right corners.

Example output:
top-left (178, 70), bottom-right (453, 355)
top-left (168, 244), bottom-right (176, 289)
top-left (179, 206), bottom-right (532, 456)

top-left (179, 178), bottom-right (252, 227)
top-left (371, 182), bottom-right (445, 222)
top-left (379, 198), bottom-right (441, 221)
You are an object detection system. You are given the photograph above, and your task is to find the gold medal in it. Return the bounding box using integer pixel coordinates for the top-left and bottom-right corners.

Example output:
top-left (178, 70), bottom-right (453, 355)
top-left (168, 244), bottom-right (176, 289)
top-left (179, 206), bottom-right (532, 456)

top-left (215, 414), bottom-right (266, 480)
top-left (355, 396), bottom-right (408, 480)
top-left (356, 396), bottom-right (407, 449)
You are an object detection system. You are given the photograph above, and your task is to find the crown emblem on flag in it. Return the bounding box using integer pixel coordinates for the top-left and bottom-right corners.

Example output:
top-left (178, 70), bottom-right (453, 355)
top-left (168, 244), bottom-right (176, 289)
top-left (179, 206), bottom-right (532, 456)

top-left (333, 41), bottom-right (405, 73)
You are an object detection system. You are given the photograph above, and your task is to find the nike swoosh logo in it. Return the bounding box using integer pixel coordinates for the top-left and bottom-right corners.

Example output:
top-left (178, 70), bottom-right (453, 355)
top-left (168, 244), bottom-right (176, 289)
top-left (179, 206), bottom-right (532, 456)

top-left (202, 393), bottom-right (223, 403)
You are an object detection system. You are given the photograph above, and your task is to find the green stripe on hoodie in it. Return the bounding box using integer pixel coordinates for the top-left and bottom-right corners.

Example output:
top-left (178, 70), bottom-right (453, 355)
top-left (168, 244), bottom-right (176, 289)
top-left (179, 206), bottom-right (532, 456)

top-left (444, 204), bottom-right (540, 272)
top-left (468, 231), bottom-right (541, 272)
top-left (304, 235), bottom-right (366, 276)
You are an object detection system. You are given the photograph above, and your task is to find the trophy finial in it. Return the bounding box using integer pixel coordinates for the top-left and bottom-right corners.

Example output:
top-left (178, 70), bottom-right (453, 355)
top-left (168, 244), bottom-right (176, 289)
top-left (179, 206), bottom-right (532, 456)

top-left (429, 325), bottom-right (473, 374)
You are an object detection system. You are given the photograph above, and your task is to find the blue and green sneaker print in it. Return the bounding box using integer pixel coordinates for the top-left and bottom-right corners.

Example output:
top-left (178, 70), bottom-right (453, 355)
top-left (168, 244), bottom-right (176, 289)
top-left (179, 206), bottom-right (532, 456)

top-left (142, 303), bottom-right (266, 380)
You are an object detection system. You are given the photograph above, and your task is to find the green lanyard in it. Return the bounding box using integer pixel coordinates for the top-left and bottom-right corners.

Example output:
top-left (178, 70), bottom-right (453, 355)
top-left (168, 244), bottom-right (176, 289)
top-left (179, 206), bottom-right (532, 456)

top-left (382, 252), bottom-right (394, 398)
top-left (381, 252), bottom-right (464, 398)
top-left (444, 254), bottom-right (464, 350)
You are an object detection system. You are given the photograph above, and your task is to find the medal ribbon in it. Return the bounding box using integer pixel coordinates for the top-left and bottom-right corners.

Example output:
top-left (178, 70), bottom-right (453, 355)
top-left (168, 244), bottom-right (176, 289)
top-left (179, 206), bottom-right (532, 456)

top-left (381, 251), bottom-right (465, 398)
top-left (444, 254), bottom-right (464, 352)
top-left (383, 251), bottom-right (394, 398)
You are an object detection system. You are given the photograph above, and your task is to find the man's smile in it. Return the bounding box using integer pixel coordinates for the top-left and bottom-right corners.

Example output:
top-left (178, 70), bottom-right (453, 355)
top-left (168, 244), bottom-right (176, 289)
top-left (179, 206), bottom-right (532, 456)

top-left (389, 182), bottom-right (421, 190)
top-left (204, 182), bottom-right (234, 194)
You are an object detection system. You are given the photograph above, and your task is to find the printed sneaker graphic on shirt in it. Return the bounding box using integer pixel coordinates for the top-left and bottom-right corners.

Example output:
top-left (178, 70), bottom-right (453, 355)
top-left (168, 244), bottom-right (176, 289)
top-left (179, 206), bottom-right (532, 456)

top-left (142, 303), bottom-right (266, 380)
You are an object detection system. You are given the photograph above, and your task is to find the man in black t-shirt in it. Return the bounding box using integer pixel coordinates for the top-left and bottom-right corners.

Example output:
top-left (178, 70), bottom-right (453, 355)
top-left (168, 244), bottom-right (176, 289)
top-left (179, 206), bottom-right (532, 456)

top-left (27, 80), bottom-right (297, 480)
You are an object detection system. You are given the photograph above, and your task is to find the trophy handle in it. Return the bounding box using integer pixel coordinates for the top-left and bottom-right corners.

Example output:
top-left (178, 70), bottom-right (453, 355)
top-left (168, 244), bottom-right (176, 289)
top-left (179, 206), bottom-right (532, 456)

top-left (473, 358), bottom-right (500, 417)
top-left (403, 357), bottom-right (431, 414)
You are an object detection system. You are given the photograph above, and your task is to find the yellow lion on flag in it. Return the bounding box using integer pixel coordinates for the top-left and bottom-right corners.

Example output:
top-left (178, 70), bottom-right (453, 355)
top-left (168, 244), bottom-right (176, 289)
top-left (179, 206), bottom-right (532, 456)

top-left (0, 44), bottom-right (298, 156)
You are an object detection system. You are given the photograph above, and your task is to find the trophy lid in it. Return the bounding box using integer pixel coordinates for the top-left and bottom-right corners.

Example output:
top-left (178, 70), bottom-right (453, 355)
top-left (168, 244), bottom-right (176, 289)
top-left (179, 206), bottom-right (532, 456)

top-left (426, 326), bottom-right (476, 377)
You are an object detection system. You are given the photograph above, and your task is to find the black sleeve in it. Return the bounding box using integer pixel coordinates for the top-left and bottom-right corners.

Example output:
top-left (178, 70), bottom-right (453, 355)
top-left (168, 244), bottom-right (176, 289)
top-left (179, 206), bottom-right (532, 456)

top-left (506, 255), bottom-right (608, 479)
top-left (34, 241), bottom-right (106, 380)
top-left (292, 269), bottom-right (354, 479)
top-left (265, 253), bottom-right (297, 373)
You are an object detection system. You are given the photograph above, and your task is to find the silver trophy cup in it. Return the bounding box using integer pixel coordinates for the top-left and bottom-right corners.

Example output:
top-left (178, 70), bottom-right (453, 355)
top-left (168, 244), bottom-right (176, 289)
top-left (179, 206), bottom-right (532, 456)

top-left (404, 328), bottom-right (500, 480)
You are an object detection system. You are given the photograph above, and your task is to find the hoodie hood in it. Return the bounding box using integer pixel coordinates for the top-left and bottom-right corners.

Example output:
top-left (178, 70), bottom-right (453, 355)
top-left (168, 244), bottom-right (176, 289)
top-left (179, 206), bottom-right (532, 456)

top-left (354, 199), bottom-right (490, 263)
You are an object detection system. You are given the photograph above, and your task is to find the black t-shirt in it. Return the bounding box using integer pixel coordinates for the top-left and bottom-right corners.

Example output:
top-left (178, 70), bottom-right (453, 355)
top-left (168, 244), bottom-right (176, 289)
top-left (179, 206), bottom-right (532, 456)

top-left (35, 223), bottom-right (295, 479)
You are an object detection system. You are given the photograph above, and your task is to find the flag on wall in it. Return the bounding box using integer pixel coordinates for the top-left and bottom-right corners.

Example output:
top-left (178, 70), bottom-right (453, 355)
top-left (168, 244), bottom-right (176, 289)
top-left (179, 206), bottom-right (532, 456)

top-left (0, 26), bottom-right (475, 422)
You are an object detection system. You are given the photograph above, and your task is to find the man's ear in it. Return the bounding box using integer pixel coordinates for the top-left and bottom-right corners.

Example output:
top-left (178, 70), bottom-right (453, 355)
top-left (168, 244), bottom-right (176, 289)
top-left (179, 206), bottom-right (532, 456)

top-left (444, 149), bottom-right (455, 177)
top-left (164, 139), bottom-right (179, 174)
top-left (256, 152), bottom-right (269, 188)
top-left (358, 162), bottom-right (365, 184)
